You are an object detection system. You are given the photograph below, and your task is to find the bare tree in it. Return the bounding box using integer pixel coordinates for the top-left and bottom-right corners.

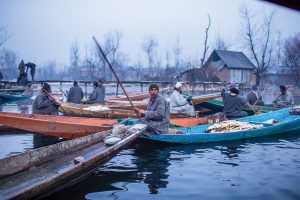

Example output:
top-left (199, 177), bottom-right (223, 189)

top-left (70, 41), bottom-right (80, 79)
top-left (0, 49), bottom-right (18, 79)
top-left (200, 14), bottom-right (211, 68)
top-left (283, 34), bottom-right (300, 85)
top-left (173, 37), bottom-right (182, 68)
top-left (0, 25), bottom-right (12, 47)
top-left (240, 6), bottom-right (276, 85)
top-left (214, 33), bottom-right (231, 50)
top-left (142, 35), bottom-right (158, 80)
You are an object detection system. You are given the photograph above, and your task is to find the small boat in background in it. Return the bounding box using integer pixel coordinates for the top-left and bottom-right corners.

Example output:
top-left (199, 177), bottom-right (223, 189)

top-left (141, 108), bottom-right (300, 143)
top-left (0, 93), bottom-right (32, 101)
top-left (198, 99), bottom-right (279, 115)
top-left (0, 112), bottom-right (117, 139)
top-left (0, 124), bottom-right (146, 200)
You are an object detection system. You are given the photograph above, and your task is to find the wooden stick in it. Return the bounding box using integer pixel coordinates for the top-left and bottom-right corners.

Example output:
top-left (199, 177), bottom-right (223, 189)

top-left (43, 89), bottom-right (71, 117)
top-left (246, 103), bottom-right (261, 115)
top-left (92, 36), bottom-right (139, 117)
top-left (253, 87), bottom-right (267, 106)
top-left (59, 87), bottom-right (68, 98)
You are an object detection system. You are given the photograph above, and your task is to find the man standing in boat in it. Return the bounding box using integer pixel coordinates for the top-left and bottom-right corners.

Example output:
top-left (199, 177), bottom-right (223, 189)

top-left (247, 85), bottom-right (264, 106)
top-left (170, 82), bottom-right (195, 116)
top-left (32, 83), bottom-right (60, 115)
top-left (273, 85), bottom-right (294, 108)
top-left (67, 81), bottom-right (84, 104)
top-left (86, 81), bottom-right (104, 104)
top-left (134, 84), bottom-right (170, 135)
top-left (221, 84), bottom-right (248, 119)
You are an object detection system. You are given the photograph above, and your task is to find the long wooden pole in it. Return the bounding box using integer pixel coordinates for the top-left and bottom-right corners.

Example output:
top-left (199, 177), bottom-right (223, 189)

top-left (92, 36), bottom-right (138, 117)
top-left (43, 89), bottom-right (71, 117)
top-left (253, 87), bottom-right (267, 106)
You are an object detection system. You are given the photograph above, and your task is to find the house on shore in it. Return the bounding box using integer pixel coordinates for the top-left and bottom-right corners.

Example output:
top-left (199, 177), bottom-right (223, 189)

top-left (179, 50), bottom-right (256, 85)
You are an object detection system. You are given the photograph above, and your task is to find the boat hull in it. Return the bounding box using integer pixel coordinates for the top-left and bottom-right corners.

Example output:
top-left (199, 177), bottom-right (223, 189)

top-left (0, 112), bottom-right (117, 139)
top-left (0, 124), bottom-right (146, 200)
top-left (142, 108), bottom-right (300, 143)
top-left (0, 93), bottom-right (31, 100)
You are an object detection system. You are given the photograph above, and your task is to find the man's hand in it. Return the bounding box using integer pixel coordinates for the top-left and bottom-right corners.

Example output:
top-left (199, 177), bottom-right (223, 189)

top-left (134, 108), bottom-right (145, 117)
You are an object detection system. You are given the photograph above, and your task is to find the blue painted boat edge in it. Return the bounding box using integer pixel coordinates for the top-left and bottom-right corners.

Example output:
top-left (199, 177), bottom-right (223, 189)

top-left (141, 108), bottom-right (300, 144)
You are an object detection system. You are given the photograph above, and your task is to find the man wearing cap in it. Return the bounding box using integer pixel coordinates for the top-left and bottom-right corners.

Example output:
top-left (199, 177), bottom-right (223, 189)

top-left (273, 85), bottom-right (294, 108)
top-left (67, 81), bottom-right (84, 104)
top-left (247, 85), bottom-right (264, 106)
top-left (170, 82), bottom-right (195, 116)
top-left (32, 83), bottom-right (60, 115)
top-left (134, 84), bottom-right (170, 135)
top-left (221, 84), bottom-right (248, 119)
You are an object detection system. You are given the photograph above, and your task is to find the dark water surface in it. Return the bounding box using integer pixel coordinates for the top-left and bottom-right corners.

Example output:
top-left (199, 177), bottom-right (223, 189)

top-left (1, 88), bottom-right (300, 200)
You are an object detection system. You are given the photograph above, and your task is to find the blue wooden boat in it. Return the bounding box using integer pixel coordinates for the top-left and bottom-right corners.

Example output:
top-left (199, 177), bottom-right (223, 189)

top-left (0, 93), bottom-right (32, 101)
top-left (141, 108), bottom-right (300, 143)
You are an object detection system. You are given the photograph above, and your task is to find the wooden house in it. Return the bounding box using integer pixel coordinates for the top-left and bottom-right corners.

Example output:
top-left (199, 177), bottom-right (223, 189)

top-left (204, 50), bottom-right (256, 84)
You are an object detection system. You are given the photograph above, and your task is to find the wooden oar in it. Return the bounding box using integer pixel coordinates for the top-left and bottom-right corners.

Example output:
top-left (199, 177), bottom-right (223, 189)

top-left (59, 87), bottom-right (68, 98)
top-left (246, 103), bottom-right (263, 115)
top-left (43, 89), bottom-right (71, 117)
top-left (253, 87), bottom-right (267, 106)
top-left (92, 36), bottom-right (139, 118)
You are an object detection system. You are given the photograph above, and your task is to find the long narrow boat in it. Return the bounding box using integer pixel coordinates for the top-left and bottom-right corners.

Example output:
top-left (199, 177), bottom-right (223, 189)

top-left (0, 93), bottom-right (32, 101)
top-left (0, 124), bottom-right (146, 200)
top-left (58, 102), bottom-right (139, 118)
top-left (141, 108), bottom-right (300, 143)
top-left (106, 93), bottom-right (221, 110)
top-left (106, 87), bottom-right (170, 102)
top-left (198, 99), bottom-right (279, 115)
top-left (0, 112), bottom-right (118, 139)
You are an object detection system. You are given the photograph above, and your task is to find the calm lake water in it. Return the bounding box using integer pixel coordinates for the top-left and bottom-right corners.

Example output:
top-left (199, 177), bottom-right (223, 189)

top-left (1, 85), bottom-right (300, 200)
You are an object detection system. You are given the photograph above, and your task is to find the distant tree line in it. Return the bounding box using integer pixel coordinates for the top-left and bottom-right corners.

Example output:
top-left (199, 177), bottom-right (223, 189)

top-left (0, 5), bottom-right (299, 86)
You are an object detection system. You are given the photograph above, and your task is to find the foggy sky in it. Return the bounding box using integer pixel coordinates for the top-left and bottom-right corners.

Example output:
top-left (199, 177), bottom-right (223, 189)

top-left (0, 0), bottom-right (299, 67)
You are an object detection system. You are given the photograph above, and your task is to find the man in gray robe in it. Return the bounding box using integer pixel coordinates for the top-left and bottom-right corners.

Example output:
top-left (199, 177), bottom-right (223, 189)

top-left (134, 84), bottom-right (170, 135)
top-left (170, 82), bottom-right (195, 116)
top-left (32, 83), bottom-right (60, 115)
top-left (222, 84), bottom-right (248, 119)
top-left (273, 85), bottom-right (294, 108)
top-left (87, 81), bottom-right (104, 104)
top-left (67, 81), bottom-right (83, 104)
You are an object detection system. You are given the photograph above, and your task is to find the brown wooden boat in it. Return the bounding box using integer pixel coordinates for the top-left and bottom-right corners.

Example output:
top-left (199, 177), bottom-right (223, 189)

top-left (105, 87), bottom-right (170, 102)
top-left (106, 93), bottom-right (221, 111)
top-left (0, 124), bottom-right (146, 200)
top-left (58, 102), bottom-right (138, 118)
top-left (0, 112), bottom-right (118, 139)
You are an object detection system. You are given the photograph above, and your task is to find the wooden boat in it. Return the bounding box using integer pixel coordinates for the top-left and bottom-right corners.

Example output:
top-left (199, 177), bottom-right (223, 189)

top-left (105, 87), bottom-right (170, 102)
top-left (0, 124), bottom-right (146, 200)
top-left (190, 93), bottom-right (221, 104)
top-left (58, 102), bottom-right (138, 118)
top-left (0, 112), bottom-right (118, 139)
top-left (198, 99), bottom-right (279, 115)
top-left (0, 93), bottom-right (32, 101)
top-left (141, 108), bottom-right (300, 143)
top-left (59, 101), bottom-right (201, 119)
top-left (106, 93), bottom-right (221, 111)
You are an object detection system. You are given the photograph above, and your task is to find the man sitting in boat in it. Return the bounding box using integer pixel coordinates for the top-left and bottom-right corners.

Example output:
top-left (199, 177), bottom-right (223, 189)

top-left (134, 84), bottom-right (170, 135)
top-left (67, 81), bottom-right (83, 104)
top-left (222, 84), bottom-right (248, 119)
top-left (247, 85), bottom-right (264, 106)
top-left (32, 83), bottom-right (60, 115)
top-left (273, 85), bottom-right (294, 108)
top-left (22, 82), bottom-right (34, 96)
top-left (86, 81), bottom-right (104, 104)
top-left (170, 82), bottom-right (195, 116)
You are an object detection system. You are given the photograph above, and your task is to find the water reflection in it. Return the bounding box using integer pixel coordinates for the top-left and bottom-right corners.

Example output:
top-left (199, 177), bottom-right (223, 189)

top-left (33, 134), bottom-right (60, 149)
